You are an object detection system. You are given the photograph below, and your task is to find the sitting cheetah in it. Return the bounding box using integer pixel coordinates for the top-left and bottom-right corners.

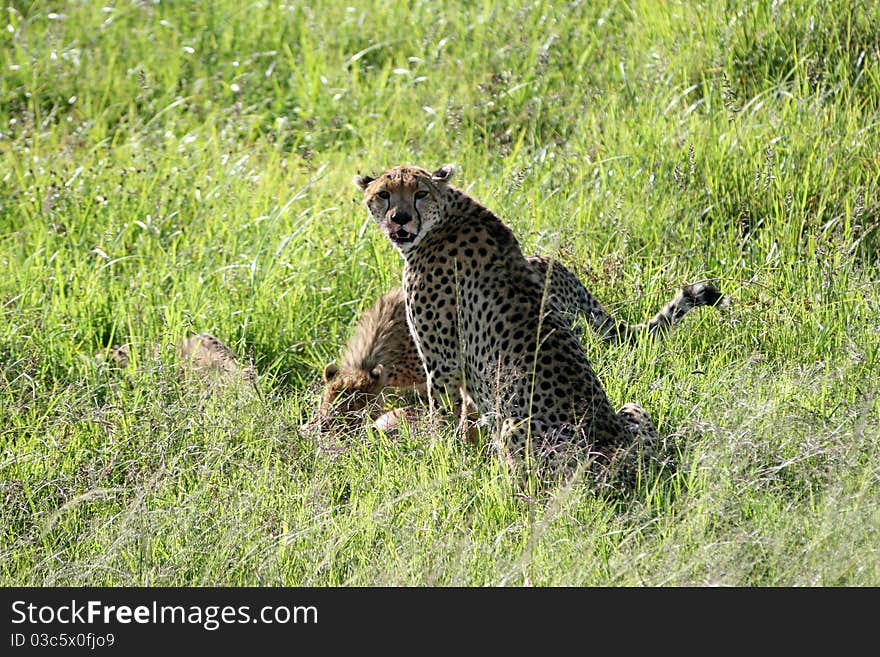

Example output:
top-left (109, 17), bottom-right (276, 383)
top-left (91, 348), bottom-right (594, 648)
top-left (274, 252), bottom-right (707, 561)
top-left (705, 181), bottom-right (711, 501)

top-left (355, 164), bottom-right (721, 478)
top-left (314, 257), bottom-right (721, 431)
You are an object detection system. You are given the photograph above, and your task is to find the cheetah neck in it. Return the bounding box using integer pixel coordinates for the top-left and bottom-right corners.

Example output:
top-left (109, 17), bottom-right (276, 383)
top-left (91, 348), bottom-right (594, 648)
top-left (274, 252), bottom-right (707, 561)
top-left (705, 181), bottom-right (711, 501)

top-left (440, 186), bottom-right (494, 222)
top-left (404, 186), bottom-right (524, 264)
top-left (339, 288), bottom-right (409, 376)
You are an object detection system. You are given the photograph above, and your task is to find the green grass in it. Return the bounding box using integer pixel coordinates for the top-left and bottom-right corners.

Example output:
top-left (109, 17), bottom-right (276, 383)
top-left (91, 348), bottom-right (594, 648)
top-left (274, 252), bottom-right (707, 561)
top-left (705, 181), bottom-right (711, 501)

top-left (1, 0), bottom-right (878, 585)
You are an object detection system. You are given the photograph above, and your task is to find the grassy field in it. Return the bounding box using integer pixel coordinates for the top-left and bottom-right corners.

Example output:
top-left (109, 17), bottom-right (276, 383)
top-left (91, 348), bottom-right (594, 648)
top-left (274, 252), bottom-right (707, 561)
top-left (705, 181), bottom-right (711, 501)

top-left (1, 0), bottom-right (878, 586)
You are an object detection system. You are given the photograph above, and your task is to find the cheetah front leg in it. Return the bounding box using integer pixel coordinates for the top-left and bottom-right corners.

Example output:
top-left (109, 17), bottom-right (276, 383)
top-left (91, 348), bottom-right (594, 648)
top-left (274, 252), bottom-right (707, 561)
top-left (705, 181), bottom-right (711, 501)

top-left (413, 338), bottom-right (480, 443)
top-left (423, 362), bottom-right (461, 414)
top-left (423, 360), bottom-right (478, 441)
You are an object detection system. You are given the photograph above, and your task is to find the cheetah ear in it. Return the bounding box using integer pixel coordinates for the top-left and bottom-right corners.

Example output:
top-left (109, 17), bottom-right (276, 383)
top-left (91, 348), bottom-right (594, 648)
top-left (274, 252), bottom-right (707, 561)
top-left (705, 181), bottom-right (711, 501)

top-left (431, 164), bottom-right (455, 184)
top-left (369, 364), bottom-right (385, 381)
top-left (354, 174), bottom-right (375, 190)
top-left (323, 363), bottom-right (339, 382)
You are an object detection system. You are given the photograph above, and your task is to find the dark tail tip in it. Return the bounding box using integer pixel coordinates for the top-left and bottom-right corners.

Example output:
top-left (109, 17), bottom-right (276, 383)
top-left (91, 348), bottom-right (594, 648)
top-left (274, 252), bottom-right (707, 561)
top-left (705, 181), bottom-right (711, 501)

top-left (683, 283), bottom-right (724, 308)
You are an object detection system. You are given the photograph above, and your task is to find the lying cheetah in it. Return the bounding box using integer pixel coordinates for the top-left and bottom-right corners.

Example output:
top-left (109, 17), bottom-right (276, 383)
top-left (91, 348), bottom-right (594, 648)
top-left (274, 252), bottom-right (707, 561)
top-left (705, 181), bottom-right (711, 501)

top-left (314, 257), bottom-right (721, 431)
top-left (314, 287), bottom-right (426, 430)
top-left (356, 164), bottom-right (721, 477)
top-left (176, 332), bottom-right (256, 385)
top-left (99, 332), bottom-right (255, 386)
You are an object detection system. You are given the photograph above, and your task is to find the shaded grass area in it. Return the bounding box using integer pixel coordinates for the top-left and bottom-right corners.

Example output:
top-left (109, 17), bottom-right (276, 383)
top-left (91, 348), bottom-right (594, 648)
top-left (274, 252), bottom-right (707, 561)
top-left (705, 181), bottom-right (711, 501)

top-left (1, 0), bottom-right (878, 585)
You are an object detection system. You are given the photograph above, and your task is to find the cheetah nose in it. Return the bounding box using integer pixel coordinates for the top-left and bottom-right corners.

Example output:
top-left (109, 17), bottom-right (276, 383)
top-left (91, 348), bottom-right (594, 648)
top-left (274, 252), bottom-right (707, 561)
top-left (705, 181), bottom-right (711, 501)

top-left (389, 210), bottom-right (411, 226)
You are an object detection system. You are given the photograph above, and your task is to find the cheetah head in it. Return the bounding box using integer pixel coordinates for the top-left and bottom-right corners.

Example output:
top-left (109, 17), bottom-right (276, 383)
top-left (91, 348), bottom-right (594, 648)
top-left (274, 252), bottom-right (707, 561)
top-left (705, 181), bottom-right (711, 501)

top-left (311, 361), bottom-right (388, 430)
top-left (354, 164), bottom-right (454, 252)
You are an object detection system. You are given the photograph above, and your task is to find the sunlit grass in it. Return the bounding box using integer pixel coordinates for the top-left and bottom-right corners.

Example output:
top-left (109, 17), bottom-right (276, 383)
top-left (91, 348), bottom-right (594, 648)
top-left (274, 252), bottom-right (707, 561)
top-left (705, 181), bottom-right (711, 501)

top-left (1, 0), bottom-right (878, 585)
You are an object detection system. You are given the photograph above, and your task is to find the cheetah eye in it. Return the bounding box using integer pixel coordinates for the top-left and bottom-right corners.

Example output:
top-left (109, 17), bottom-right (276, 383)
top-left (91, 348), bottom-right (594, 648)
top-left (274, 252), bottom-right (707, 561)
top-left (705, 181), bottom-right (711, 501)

top-left (376, 190), bottom-right (390, 200)
top-left (414, 190), bottom-right (429, 201)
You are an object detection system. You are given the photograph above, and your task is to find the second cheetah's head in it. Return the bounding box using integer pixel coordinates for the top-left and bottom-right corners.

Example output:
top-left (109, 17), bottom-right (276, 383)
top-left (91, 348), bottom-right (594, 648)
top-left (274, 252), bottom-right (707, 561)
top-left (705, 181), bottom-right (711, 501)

top-left (312, 362), bottom-right (389, 430)
top-left (354, 164), bottom-right (454, 252)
